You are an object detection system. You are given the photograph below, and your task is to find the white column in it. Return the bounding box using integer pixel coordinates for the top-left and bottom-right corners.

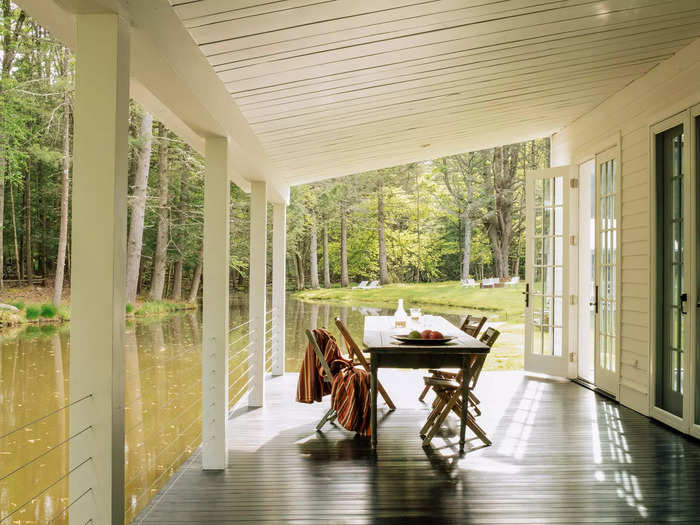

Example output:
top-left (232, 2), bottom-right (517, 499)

top-left (202, 137), bottom-right (230, 470)
top-left (70, 13), bottom-right (129, 525)
top-left (249, 182), bottom-right (267, 406)
top-left (271, 203), bottom-right (286, 376)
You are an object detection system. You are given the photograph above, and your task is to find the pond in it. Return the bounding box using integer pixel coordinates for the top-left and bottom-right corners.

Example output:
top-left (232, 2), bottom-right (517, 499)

top-left (0, 295), bottom-right (523, 523)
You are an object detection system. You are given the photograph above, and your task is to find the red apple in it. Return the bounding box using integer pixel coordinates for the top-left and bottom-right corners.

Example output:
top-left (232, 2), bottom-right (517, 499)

top-left (421, 330), bottom-right (432, 339)
top-left (429, 331), bottom-right (444, 340)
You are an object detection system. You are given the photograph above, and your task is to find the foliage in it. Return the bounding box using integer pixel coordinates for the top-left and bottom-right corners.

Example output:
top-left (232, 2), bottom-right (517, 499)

top-left (135, 299), bottom-right (196, 317)
top-left (9, 299), bottom-right (24, 310)
top-left (125, 302), bottom-right (134, 314)
top-left (39, 302), bottom-right (56, 318)
top-left (24, 304), bottom-right (40, 320)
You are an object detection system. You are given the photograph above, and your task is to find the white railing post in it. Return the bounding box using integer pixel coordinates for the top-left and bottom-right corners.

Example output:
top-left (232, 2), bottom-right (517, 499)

top-left (201, 137), bottom-right (230, 470)
top-left (271, 203), bottom-right (286, 376)
top-left (70, 13), bottom-right (129, 524)
top-left (249, 182), bottom-right (268, 406)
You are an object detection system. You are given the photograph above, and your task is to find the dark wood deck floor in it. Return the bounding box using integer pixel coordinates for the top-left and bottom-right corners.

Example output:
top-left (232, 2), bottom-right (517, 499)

top-left (135, 370), bottom-right (700, 524)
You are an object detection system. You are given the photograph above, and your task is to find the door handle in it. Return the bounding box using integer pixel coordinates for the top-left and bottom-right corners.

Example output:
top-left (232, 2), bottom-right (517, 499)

top-left (681, 292), bottom-right (688, 315)
top-left (589, 285), bottom-right (599, 314)
top-left (523, 283), bottom-right (529, 308)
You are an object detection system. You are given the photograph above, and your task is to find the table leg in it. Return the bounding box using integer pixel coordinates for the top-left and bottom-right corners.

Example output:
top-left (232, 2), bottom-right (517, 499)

top-left (460, 358), bottom-right (468, 453)
top-left (370, 358), bottom-right (378, 450)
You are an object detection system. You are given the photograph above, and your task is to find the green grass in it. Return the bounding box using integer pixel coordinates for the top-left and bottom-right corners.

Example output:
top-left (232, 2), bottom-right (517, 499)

top-left (135, 299), bottom-right (196, 317)
top-left (25, 305), bottom-right (41, 321)
top-left (294, 281), bottom-right (526, 371)
top-left (295, 281), bottom-right (525, 317)
top-left (9, 300), bottom-right (25, 311)
top-left (40, 303), bottom-right (57, 319)
top-left (126, 302), bottom-right (135, 314)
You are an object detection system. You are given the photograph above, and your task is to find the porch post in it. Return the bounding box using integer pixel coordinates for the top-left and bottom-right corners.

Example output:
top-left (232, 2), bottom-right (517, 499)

top-left (249, 181), bottom-right (267, 406)
top-left (201, 137), bottom-right (230, 470)
top-left (271, 203), bottom-right (286, 376)
top-left (70, 13), bottom-right (129, 524)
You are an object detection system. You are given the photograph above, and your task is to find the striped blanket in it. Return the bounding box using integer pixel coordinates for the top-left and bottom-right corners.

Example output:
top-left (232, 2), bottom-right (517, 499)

top-left (296, 328), bottom-right (371, 435)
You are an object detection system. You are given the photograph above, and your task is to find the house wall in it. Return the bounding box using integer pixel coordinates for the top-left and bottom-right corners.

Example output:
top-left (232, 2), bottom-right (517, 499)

top-left (550, 37), bottom-right (700, 417)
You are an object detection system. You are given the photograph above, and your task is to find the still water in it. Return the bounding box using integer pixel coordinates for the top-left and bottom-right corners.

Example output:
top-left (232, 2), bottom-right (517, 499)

top-left (0, 296), bottom-right (488, 523)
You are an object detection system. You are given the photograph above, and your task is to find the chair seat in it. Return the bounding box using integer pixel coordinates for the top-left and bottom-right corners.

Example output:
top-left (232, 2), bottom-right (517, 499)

top-left (423, 376), bottom-right (459, 389)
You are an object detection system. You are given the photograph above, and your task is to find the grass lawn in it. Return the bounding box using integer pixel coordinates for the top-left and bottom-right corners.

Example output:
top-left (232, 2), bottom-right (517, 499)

top-left (294, 281), bottom-right (525, 371)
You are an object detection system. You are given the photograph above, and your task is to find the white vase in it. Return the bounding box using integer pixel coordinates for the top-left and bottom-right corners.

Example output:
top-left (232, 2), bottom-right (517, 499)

top-left (394, 299), bottom-right (408, 328)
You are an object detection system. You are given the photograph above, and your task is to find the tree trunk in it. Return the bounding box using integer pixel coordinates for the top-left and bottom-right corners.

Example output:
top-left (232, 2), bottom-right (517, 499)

top-left (24, 159), bottom-right (32, 285)
top-left (150, 123), bottom-right (170, 300)
top-left (322, 222), bottom-right (330, 288)
top-left (187, 244), bottom-right (203, 303)
top-left (0, 5), bottom-right (27, 289)
top-left (340, 210), bottom-right (349, 287)
top-left (53, 56), bottom-right (71, 306)
top-left (377, 181), bottom-right (389, 285)
top-left (171, 169), bottom-right (187, 300)
top-left (9, 181), bottom-right (20, 280)
top-left (294, 251), bottom-right (305, 290)
top-left (309, 215), bottom-right (319, 289)
top-left (462, 209), bottom-right (471, 281)
top-left (125, 111), bottom-right (153, 303)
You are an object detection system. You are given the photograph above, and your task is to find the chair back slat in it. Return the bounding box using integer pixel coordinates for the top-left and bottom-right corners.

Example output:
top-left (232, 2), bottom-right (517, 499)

top-left (460, 315), bottom-right (487, 337)
top-left (334, 317), bottom-right (362, 363)
top-left (479, 327), bottom-right (500, 348)
top-left (304, 329), bottom-right (333, 383)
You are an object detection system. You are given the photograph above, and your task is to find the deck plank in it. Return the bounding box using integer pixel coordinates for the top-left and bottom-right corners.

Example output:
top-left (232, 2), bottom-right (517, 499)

top-left (134, 370), bottom-right (700, 524)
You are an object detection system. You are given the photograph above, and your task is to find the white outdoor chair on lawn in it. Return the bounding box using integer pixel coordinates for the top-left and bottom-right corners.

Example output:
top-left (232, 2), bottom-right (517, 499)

top-left (505, 276), bottom-right (520, 286)
top-left (366, 280), bottom-right (381, 289)
top-left (352, 280), bottom-right (369, 289)
top-left (462, 278), bottom-right (477, 288)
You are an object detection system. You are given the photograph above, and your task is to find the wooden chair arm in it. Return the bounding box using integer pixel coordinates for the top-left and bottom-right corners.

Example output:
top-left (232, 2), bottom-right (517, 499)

top-left (427, 369), bottom-right (459, 379)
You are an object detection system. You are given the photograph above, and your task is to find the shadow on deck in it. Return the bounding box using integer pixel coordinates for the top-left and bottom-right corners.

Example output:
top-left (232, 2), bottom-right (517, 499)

top-left (135, 370), bottom-right (700, 524)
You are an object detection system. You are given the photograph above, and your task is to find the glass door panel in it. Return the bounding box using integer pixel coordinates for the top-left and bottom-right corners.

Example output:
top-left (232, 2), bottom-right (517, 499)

top-left (577, 160), bottom-right (595, 383)
top-left (594, 150), bottom-right (619, 395)
top-left (525, 166), bottom-right (572, 378)
top-left (655, 124), bottom-right (685, 418)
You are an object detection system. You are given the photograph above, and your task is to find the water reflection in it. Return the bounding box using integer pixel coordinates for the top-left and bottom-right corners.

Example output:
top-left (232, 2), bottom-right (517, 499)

top-left (0, 294), bottom-right (499, 523)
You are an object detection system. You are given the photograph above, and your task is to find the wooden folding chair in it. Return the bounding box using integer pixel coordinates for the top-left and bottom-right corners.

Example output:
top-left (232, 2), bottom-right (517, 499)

top-left (419, 327), bottom-right (500, 448)
top-left (335, 317), bottom-right (396, 411)
top-left (460, 314), bottom-right (487, 337)
top-left (304, 329), bottom-right (338, 431)
top-left (418, 314), bottom-right (488, 402)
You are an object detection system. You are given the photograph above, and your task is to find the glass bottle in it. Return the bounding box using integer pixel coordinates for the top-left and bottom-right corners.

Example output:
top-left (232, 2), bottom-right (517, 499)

top-left (394, 299), bottom-right (408, 328)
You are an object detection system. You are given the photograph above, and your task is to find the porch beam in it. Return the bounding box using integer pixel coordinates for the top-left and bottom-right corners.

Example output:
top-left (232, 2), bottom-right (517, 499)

top-left (249, 181), bottom-right (268, 406)
top-left (202, 136), bottom-right (230, 470)
top-left (69, 13), bottom-right (129, 524)
top-left (271, 203), bottom-right (286, 376)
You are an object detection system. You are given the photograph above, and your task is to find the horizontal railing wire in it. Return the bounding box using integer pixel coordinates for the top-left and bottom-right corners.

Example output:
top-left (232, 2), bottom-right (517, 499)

top-left (131, 426), bottom-right (203, 508)
top-left (47, 487), bottom-right (92, 524)
top-left (0, 425), bottom-right (93, 484)
top-left (125, 413), bottom-right (203, 488)
top-left (0, 457), bottom-right (92, 524)
top-left (125, 385), bottom-right (202, 436)
top-left (229, 378), bottom-right (253, 403)
top-left (0, 394), bottom-right (91, 442)
top-left (229, 319), bottom-right (252, 333)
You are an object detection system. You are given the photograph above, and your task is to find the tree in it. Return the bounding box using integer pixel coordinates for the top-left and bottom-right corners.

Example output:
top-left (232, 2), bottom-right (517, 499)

top-left (52, 49), bottom-right (71, 306)
top-left (309, 212), bottom-right (319, 289)
top-left (376, 174), bottom-right (389, 285)
top-left (0, 3), bottom-right (26, 288)
top-left (126, 110), bottom-right (153, 303)
top-left (150, 122), bottom-right (170, 300)
top-left (170, 168), bottom-right (187, 300)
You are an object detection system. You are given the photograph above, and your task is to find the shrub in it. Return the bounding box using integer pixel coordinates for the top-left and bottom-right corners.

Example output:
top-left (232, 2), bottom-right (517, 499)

top-left (40, 303), bottom-right (57, 319)
top-left (9, 300), bottom-right (25, 310)
top-left (25, 305), bottom-right (41, 321)
top-left (125, 302), bottom-right (134, 314)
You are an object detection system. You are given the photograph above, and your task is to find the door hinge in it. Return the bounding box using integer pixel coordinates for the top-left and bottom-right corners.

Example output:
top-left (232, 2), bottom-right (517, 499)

top-left (570, 235), bottom-right (577, 246)
top-left (569, 352), bottom-right (576, 363)
top-left (570, 178), bottom-right (579, 189)
top-left (570, 295), bottom-right (577, 305)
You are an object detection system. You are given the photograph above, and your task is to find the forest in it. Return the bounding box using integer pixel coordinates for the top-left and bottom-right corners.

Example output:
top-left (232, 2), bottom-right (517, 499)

top-left (0, 4), bottom-right (550, 303)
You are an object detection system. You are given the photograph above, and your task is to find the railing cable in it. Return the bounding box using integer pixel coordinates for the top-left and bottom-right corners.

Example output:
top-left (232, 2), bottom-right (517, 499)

top-left (0, 394), bottom-right (91, 442)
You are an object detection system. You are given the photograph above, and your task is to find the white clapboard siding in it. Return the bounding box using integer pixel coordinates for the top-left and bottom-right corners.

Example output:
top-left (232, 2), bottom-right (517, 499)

top-left (170, 0), bottom-right (700, 183)
top-left (551, 37), bottom-right (700, 416)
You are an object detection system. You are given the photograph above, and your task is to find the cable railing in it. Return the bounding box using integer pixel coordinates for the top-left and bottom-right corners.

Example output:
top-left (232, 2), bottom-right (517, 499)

top-left (0, 394), bottom-right (94, 525)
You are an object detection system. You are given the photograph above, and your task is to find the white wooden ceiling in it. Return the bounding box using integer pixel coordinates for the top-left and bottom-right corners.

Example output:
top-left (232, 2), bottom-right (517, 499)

top-left (170, 0), bottom-right (700, 184)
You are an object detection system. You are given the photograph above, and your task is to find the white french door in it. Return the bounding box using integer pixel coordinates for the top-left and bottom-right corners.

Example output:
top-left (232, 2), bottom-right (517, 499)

top-left (593, 148), bottom-right (620, 396)
top-left (524, 166), bottom-right (573, 378)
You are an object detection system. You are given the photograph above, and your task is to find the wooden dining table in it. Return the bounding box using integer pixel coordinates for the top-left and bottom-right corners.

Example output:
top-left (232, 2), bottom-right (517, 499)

top-left (363, 315), bottom-right (490, 451)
